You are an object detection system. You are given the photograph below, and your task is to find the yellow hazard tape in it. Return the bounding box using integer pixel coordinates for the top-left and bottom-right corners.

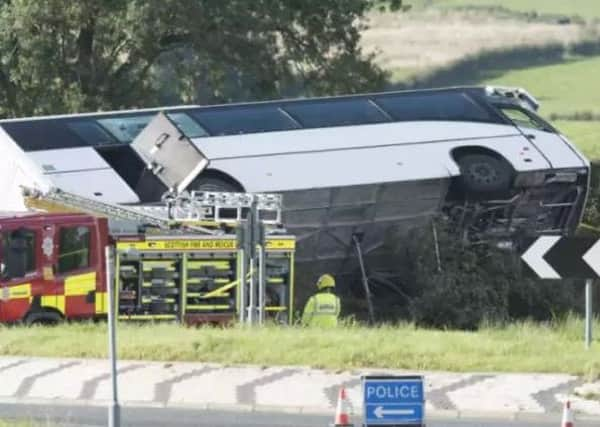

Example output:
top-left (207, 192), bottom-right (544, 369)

top-left (199, 280), bottom-right (238, 299)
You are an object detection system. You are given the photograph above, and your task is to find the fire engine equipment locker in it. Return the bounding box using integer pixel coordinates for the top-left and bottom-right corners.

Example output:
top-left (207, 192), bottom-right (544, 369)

top-left (114, 234), bottom-right (295, 324)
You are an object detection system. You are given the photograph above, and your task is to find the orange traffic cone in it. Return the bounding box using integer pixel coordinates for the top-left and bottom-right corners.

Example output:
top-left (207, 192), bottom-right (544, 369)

top-left (332, 387), bottom-right (353, 427)
top-left (561, 400), bottom-right (574, 427)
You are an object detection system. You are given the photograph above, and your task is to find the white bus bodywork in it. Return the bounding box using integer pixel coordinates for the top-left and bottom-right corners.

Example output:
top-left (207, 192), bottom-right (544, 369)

top-left (0, 87), bottom-right (590, 287)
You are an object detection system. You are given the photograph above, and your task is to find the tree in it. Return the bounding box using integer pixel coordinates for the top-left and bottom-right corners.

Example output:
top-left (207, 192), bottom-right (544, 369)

top-left (0, 0), bottom-right (397, 117)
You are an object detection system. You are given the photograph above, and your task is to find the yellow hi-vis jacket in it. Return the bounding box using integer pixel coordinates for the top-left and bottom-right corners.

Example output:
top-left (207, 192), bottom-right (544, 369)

top-left (301, 291), bottom-right (341, 327)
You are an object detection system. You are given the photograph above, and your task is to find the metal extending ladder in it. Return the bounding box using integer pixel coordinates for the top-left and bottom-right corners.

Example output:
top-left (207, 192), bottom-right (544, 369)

top-left (149, 191), bottom-right (282, 225)
top-left (22, 187), bottom-right (283, 234)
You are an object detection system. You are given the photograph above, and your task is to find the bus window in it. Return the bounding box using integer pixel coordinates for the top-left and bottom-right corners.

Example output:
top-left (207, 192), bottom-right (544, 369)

top-left (497, 106), bottom-right (554, 132)
top-left (97, 115), bottom-right (154, 143)
top-left (167, 112), bottom-right (209, 138)
top-left (67, 120), bottom-right (117, 146)
top-left (283, 98), bottom-right (389, 128)
top-left (374, 92), bottom-right (493, 123)
top-left (0, 229), bottom-right (36, 280)
top-left (189, 106), bottom-right (300, 136)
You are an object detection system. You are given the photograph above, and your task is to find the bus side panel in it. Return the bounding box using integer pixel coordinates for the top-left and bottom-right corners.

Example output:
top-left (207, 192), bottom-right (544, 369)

top-left (209, 135), bottom-right (546, 193)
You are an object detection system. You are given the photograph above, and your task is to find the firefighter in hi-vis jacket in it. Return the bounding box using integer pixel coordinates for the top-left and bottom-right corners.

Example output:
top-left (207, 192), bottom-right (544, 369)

top-left (301, 274), bottom-right (341, 327)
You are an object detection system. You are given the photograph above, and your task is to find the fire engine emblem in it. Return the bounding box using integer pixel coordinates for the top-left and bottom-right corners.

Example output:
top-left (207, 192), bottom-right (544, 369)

top-left (42, 237), bottom-right (54, 257)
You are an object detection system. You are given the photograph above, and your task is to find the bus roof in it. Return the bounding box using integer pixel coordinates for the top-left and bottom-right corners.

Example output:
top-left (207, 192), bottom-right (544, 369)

top-left (0, 86), bottom-right (524, 152)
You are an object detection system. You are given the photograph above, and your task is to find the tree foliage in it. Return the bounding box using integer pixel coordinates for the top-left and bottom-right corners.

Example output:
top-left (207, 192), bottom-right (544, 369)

top-left (0, 0), bottom-right (394, 117)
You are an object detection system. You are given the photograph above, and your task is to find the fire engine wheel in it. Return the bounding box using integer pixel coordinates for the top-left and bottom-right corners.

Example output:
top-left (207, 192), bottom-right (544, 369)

top-left (457, 154), bottom-right (513, 195)
top-left (24, 310), bottom-right (62, 326)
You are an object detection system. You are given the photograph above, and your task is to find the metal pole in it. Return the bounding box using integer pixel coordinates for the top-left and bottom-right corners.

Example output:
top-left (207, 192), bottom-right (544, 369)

top-left (248, 261), bottom-right (256, 324)
top-left (585, 279), bottom-right (593, 350)
top-left (106, 246), bottom-right (120, 427)
top-left (247, 201), bottom-right (259, 325)
top-left (238, 249), bottom-right (246, 324)
top-left (432, 221), bottom-right (442, 273)
top-left (352, 235), bottom-right (375, 324)
top-left (258, 245), bottom-right (265, 325)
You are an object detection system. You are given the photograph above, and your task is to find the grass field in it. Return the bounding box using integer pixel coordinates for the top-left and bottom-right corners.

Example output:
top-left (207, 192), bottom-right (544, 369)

top-left (555, 121), bottom-right (600, 160)
top-left (0, 421), bottom-right (42, 427)
top-left (409, 0), bottom-right (600, 18)
top-left (362, 8), bottom-right (583, 79)
top-left (1, 316), bottom-right (599, 377)
top-left (470, 56), bottom-right (600, 159)
top-left (479, 56), bottom-right (600, 118)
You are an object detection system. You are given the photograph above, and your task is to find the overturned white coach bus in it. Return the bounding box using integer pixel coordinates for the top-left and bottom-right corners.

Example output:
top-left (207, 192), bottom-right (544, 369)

top-left (0, 86), bottom-right (590, 288)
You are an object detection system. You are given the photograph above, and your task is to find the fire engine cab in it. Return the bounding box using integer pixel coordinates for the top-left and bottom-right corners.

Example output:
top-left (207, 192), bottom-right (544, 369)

top-left (0, 212), bottom-right (109, 324)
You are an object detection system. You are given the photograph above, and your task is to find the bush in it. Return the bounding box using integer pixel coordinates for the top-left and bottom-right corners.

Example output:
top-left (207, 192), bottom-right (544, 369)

top-left (400, 221), bottom-right (508, 329)
top-left (583, 162), bottom-right (600, 228)
top-left (400, 220), bottom-right (582, 329)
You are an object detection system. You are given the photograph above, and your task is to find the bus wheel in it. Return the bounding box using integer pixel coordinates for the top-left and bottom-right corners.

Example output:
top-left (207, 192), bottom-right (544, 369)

top-left (457, 154), bottom-right (513, 195)
top-left (24, 310), bottom-right (62, 326)
top-left (190, 176), bottom-right (241, 193)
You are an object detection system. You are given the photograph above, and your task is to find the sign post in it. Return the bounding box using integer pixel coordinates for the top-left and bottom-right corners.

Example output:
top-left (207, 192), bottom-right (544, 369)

top-left (362, 375), bottom-right (425, 427)
top-left (585, 279), bottom-right (593, 350)
top-left (521, 236), bottom-right (598, 349)
top-left (105, 246), bottom-right (120, 427)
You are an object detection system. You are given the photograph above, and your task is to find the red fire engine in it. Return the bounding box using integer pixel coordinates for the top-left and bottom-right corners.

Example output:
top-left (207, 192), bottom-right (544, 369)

top-left (0, 190), bottom-right (295, 325)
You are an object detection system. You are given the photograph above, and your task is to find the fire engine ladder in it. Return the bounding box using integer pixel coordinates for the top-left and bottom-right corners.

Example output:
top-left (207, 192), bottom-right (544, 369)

top-left (137, 190), bottom-right (283, 226)
top-left (22, 187), bottom-right (283, 234)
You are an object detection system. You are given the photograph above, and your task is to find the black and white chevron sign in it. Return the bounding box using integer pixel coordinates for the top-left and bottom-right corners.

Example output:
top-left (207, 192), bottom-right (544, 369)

top-left (521, 236), bottom-right (600, 279)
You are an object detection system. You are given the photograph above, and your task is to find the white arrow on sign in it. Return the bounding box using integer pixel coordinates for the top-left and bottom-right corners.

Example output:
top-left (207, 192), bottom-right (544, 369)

top-left (583, 239), bottom-right (600, 277)
top-left (521, 236), bottom-right (561, 279)
top-left (374, 406), bottom-right (415, 419)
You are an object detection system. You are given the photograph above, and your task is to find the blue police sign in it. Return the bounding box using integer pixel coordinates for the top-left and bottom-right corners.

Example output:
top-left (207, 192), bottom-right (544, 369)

top-left (362, 375), bottom-right (425, 426)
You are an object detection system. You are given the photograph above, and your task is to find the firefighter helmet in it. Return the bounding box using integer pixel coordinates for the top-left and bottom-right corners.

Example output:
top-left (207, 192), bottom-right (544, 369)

top-left (316, 274), bottom-right (335, 290)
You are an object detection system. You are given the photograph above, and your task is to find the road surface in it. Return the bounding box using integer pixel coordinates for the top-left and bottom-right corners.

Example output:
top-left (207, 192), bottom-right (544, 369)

top-left (0, 403), bottom-right (595, 427)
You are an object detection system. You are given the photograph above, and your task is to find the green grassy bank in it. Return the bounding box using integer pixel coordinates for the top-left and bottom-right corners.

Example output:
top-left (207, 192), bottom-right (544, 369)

top-left (0, 421), bottom-right (44, 427)
top-left (410, 0), bottom-right (600, 18)
top-left (1, 317), bottom-right (599, 378)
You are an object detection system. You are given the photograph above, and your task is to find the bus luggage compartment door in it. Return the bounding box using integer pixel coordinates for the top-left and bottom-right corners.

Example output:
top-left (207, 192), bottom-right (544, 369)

top-left (131, 112), bottom-right (209, 194)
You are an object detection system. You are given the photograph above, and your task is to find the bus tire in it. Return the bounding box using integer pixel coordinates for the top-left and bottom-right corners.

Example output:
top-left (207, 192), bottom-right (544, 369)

top-left (457, 154), bottom-right (513, 195)
top-left (24, 310), bottom-right (62, 326)
top-left (190, 176), bottom-right (241, 193)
